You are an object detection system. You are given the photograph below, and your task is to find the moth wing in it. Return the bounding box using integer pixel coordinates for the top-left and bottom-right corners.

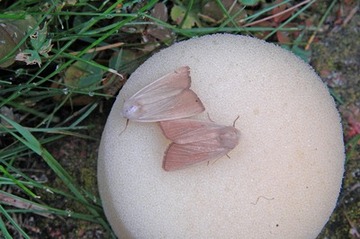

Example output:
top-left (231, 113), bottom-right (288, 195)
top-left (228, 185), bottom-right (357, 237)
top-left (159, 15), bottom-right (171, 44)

top-left (159, 119), bottom-right (223, 144)
top-left (163, 140), bottom-right (232, 171)
top-left (128, 66), bottom-right (191, 103)
top-left (123, 66), bottom-right (205, 121)
top-left (126, 89), bottom-right (205, 122)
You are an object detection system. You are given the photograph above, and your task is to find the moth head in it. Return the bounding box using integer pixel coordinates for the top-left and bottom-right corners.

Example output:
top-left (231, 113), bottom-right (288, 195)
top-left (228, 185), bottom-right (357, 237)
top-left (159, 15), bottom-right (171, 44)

top-left (122, 101), bottom-right (142, 119)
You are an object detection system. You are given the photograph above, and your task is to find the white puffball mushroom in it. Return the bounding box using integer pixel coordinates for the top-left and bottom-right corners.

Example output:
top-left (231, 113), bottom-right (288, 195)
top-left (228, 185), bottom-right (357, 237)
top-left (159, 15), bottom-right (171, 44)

top-left (98, 34), bottom-right (345, 238)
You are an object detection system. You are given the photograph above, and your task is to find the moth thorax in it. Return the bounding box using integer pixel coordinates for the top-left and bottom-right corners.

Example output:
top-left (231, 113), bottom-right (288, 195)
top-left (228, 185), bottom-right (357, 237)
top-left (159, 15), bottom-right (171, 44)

top-left (219, 128), bottom-right (240, 148)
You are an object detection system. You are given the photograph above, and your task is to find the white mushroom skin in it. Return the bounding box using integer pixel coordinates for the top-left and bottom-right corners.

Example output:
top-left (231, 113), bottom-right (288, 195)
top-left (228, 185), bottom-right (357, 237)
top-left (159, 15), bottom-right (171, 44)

top-left (98, 34), bottom-right (345, 239)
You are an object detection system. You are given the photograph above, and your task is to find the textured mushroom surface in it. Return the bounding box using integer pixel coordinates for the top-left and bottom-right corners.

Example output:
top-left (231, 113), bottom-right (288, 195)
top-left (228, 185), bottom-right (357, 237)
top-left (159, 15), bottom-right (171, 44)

top-left (98, 34), bottom-right (344, 238)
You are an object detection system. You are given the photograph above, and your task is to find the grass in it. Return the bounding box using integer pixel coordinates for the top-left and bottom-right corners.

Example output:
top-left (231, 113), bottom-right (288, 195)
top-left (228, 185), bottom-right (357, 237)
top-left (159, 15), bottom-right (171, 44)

top-left (0, 0), bottom-right (358, 238)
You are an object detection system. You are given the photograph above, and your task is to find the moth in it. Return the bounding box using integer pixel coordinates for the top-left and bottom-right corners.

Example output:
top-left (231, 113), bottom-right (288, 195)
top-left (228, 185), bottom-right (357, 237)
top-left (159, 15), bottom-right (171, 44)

top-left (122, 66), bottom-right (205, 122)
top-left (159, 118), bottom-right (240, 171)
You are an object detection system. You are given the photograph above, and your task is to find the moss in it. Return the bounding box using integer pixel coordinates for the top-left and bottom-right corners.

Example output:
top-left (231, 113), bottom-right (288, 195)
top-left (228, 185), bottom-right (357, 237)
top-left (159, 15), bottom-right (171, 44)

top-left (312, 14), bottom-right (360, 104)
top-left (80, 167), bottom-right (98, 195)
top-left (313, 13), bottom-right (360, 239)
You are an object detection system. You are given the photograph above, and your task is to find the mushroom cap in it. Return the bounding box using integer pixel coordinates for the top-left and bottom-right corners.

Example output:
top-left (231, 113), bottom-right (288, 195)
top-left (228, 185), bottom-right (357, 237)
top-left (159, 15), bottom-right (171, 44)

top-left (98, 34), bottom-right (345, 238)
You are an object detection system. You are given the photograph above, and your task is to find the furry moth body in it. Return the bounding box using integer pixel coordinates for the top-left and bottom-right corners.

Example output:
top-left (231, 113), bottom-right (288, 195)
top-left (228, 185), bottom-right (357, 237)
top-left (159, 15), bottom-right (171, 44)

top-left (159, 119), bottom-right (240, 171)
top-left (122, 66), bottom-right (205, 122)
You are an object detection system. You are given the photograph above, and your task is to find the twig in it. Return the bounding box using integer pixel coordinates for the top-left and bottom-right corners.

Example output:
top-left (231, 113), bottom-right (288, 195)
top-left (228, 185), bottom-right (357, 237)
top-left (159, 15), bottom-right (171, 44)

top-left (342, 5), bottom-right (359, 27)
top-left (69, 42), bottom-right (124, 55)
top-left (243, 0), bottom-right (312, 27)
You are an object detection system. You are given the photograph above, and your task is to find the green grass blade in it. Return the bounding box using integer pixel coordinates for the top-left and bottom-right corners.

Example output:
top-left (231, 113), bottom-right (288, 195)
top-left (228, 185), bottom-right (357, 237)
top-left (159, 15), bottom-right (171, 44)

top-left (0, 166), bottom-right (39, 199)
top-left (0, 214), bottom-right (13, 239)
top-left (0, 205), bottom-right (30, 239)
top-left (0, 115), bottom-right (42, 155)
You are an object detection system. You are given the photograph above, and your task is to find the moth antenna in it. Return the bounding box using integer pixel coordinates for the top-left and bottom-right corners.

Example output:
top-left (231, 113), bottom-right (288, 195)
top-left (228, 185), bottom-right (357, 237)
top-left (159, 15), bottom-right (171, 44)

top-left (119, 119), bottom-right (129, 136)
top-left (210, 153), bottom-right (231, 166)
top-left (232, 115), bottom-right (240, 127)
top-left (206, 112), bottom-right (215, 122)
top-left (211, 158), bottom-right (218, 165)
top-left (250, 196), bottom-right (275, 205)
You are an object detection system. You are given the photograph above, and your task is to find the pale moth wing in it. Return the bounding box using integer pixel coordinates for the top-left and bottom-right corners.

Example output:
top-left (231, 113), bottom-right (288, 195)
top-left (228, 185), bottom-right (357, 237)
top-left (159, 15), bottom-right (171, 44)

top-left (159, 119), bottom-right (240, 171)
top-left (122, 66), bottom-right (205, 122)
